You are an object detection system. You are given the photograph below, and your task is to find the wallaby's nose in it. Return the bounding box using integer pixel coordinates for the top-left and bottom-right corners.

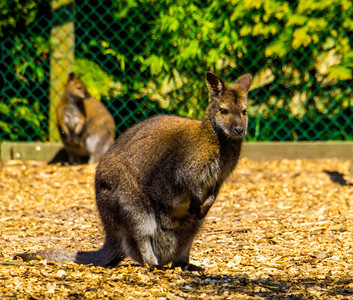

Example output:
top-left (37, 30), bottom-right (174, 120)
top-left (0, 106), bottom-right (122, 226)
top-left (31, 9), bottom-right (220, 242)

top-left (234, 126), bottom-right (244, 134)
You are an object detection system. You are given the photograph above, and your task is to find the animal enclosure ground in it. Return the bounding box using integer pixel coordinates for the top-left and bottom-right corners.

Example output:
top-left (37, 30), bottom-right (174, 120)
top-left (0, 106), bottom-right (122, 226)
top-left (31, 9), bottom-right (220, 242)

top-left (1, 158), bottom-right (353, 299)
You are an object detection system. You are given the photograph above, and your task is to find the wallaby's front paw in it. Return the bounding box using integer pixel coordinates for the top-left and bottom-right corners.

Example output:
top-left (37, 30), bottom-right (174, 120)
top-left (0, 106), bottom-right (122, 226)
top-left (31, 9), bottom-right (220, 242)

top-left (192, 195), bottom-right (217, 219)
top-left (188, 205), bottom-right (208, 220)
top-left (196, 211), bottom-right (208, 220)
top-left (187, 204), bottom-right (201, 216)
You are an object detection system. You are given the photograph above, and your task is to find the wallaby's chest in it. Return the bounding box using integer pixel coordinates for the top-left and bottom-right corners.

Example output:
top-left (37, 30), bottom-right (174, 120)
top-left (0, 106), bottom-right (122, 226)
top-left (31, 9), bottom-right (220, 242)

top-left (63, 103), bottom-right (84, 131)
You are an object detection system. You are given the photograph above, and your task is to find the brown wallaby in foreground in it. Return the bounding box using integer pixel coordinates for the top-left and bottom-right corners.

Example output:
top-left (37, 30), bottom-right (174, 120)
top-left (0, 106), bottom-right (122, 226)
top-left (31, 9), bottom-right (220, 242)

top-left (16, 72), bottom-right (252, 271)
top-left (56, 73), bottom-right (116, 164)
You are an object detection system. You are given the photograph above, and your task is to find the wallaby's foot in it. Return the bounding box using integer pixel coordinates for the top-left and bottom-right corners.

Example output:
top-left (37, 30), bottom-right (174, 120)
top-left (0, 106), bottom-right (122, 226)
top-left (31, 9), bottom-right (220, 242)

top-left (172, 261), bottom-right (204, 273)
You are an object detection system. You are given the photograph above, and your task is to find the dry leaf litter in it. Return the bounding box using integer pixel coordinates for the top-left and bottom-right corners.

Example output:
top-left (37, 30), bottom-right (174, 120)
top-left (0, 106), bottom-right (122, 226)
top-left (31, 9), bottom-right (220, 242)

top-left (1, 158), bottom-right (353, 299)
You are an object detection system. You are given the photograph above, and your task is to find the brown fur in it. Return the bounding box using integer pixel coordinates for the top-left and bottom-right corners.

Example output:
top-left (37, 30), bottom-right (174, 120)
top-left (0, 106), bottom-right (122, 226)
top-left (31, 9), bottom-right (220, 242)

top-left (16, 72), bottom-right (252, 271)
top-left (56, 73), bottom-right (116, 164)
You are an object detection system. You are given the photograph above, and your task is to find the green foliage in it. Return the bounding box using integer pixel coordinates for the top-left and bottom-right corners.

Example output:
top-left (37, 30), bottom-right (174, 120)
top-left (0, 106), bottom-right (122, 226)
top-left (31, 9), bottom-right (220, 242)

top-left (84, 0), bottom-right (352, 138)
top-left (1, 1), bottom-right (50, 84)
top-left (1, 0), bottom-right (50, 141)
top-left (0, 98), bottom-right (46, 141)
top-left (1, 0), bottom-right (353, 141)
top-left (0, 0), bottom-right (49, 38)
top-left (74, 58), bottom-right (118, 100)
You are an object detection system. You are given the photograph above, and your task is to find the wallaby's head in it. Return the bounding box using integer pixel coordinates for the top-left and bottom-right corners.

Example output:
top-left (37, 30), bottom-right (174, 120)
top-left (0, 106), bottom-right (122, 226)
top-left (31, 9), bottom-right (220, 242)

top-left (65, 72), bottom-right (90, 101)
top-left (206, 72), bottom-right (252, 140)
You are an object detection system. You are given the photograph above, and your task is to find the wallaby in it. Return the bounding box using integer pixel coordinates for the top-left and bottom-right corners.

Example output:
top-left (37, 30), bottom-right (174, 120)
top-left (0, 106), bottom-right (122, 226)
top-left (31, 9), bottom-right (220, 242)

top-left (56, 73), bottom-right (116, 164)
top-left (16, 72), bottom-right (252, 271)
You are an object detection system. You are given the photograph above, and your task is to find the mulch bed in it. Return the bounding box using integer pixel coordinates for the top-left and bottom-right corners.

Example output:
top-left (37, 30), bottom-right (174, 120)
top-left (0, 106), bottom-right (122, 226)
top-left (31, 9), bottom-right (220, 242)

top-left (1, 158), bottom-right (353, 299)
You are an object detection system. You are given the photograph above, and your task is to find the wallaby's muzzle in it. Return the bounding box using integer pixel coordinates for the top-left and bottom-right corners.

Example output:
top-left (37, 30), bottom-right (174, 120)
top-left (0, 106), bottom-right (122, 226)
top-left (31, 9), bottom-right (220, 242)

top-left (234, 126), bottom-right (244, 135)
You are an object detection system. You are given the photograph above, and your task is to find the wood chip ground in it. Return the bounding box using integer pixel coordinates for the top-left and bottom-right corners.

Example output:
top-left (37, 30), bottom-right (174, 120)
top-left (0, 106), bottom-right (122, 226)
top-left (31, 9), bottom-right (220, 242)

top-left (1, 158), bottom-right (353, 299)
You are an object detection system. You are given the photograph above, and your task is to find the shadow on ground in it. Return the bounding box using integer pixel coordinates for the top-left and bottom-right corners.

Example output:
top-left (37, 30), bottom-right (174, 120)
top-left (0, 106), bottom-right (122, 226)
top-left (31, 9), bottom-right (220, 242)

top-left (48, 148), bottom-right (89, 165)
top-left (324, 170), bottom-right (353, 186)
top-left (177, 273), bottom-right (353, 299)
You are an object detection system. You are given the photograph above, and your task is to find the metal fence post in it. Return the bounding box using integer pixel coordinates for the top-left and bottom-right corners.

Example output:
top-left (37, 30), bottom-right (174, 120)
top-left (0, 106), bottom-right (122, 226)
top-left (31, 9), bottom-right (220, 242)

top-left (49, 0), bottom-right (75, 142)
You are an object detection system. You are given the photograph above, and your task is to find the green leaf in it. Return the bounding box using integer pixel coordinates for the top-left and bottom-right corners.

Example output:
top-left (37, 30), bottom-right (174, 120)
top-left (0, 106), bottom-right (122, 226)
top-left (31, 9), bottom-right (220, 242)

top-left (74, 59), bottom-right (116, 100)
top-left (326, 65), bottom-right (352, 81)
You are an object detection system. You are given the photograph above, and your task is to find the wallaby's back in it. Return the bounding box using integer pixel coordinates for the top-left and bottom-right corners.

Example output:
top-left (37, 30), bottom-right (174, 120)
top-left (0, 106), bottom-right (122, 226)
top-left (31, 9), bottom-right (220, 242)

top-left (16, 72), bottom-right (252, 271)
top-left (57, 73), bottom-right (116, 164)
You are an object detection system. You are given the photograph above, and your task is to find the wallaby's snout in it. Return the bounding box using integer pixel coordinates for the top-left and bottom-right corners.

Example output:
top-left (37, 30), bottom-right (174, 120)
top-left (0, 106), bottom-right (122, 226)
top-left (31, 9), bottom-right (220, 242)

top-left (234, 126), bottom-right (244, 135)
top-left (231, 114), bottom-right (247, 138)
top-left (228, 116), bottom-right (247, 139)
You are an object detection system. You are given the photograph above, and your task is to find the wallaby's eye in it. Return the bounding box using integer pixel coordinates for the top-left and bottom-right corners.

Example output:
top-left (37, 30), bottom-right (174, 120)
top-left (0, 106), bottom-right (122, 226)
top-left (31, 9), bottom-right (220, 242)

top-left (220, 108), bottom-right (228, 115)
top-left (77, 86), bottom-right (82, 90)
top-left (242, 109), bottom-right (247, 116)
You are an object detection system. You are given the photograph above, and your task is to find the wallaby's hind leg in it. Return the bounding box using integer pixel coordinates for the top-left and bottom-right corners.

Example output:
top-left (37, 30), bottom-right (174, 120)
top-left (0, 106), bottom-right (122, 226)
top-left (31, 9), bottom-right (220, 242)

top-left (86, 134), bottom-right (103, 163)
top-left (120, 215), bottom-right (159, 267)
top-left (88, 153), bottom-right (101, 164)
top-left (96, 179), bottom-right (160, 267)
top-left (124, 236), bottom-right (159, 266)
top-left (86, 132), bottom-right (113, 164)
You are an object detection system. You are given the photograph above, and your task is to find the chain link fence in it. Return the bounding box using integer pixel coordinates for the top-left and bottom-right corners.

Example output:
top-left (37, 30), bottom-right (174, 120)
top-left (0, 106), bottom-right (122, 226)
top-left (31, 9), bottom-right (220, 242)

top-left (1, 0), bottom-right (353, 142)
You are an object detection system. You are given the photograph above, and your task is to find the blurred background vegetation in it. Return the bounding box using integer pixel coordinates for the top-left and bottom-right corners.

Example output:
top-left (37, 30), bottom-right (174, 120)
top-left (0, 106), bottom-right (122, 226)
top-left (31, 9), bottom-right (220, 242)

top-left (1, 0), bottom-right (353, 141)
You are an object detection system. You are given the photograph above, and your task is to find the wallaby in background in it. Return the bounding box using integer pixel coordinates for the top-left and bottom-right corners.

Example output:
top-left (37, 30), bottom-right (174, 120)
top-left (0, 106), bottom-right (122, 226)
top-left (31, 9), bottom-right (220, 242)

top-left (16, 71), bottom-right (252, 271)
top-left (56, 73), bottom-right (116, 164)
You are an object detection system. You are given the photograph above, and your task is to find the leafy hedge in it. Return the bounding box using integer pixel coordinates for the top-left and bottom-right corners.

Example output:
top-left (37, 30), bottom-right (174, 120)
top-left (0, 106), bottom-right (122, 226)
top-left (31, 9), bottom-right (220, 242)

top-left (1, 0), bottom-right (353, 141)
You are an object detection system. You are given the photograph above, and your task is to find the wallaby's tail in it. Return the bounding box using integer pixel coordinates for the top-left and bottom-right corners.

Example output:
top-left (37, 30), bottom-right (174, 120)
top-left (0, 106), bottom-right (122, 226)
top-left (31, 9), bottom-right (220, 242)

top-left (14, 242), bottom-right (124, 267)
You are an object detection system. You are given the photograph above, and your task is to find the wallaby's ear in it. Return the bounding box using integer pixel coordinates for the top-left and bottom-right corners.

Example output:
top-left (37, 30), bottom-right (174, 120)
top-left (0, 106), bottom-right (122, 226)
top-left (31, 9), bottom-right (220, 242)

top-left (206, 72), bottom-right (225, 97)
top-left (68, 72), bottom-right (75, 82)
top-left (235, 74), bottom-right (252, 92)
